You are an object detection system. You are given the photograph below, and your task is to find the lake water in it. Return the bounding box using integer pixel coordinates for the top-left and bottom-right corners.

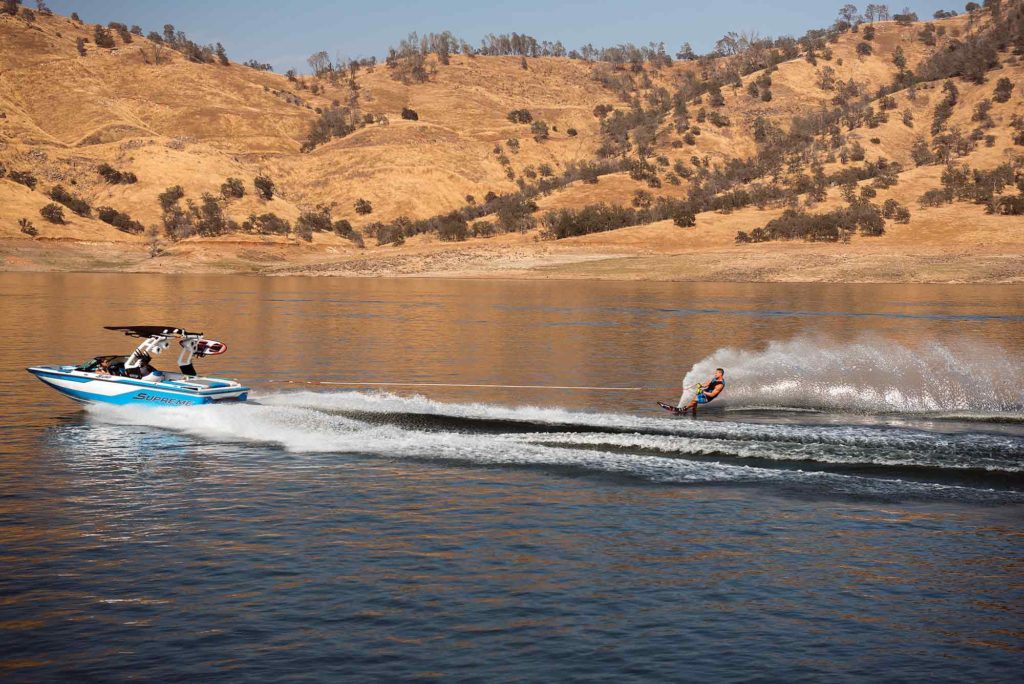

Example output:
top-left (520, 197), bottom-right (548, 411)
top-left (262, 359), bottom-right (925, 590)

top-left (1, 273), bottom-right (1022, 680)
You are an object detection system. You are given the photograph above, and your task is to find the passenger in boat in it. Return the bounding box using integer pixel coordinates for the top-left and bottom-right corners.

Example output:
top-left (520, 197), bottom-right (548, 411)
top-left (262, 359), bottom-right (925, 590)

top-left (136, 355), bottom-right (159, 379)
top-left (95, 358), bottom-right (111, 375)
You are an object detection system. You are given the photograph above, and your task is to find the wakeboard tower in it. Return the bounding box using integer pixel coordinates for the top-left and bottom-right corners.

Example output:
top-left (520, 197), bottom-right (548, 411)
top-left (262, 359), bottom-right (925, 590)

top-left (26, 326), bottom-right (248, 407)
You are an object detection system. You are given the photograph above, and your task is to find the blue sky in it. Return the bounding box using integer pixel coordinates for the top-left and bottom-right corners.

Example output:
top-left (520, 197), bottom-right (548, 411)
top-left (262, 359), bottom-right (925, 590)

top-left (46, 1), bottom-right (949, 72)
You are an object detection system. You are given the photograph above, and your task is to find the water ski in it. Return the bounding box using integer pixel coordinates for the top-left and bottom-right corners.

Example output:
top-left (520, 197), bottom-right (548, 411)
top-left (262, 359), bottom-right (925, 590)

top-left (658, 401), bottom-right (685, 415)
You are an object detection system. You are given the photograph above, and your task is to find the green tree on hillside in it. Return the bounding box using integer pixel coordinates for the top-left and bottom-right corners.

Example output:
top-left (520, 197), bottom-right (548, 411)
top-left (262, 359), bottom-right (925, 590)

top-left (94, 25), bottom-right (115, 49)
top-left (892, 46), bottom-right (907, 71)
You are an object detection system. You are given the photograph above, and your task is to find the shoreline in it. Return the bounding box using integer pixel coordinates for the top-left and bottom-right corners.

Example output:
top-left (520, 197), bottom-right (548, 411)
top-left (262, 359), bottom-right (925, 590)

top-left (2, 237), bottom-right (1023, 284)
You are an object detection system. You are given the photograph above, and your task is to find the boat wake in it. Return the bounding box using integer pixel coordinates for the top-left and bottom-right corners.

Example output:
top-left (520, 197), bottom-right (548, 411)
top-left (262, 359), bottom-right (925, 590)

top-left (88, 389), bottom-right (1024, 504)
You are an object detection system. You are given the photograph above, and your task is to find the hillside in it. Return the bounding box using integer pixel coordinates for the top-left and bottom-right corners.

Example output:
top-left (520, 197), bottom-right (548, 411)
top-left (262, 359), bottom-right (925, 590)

top-left (1, 3), bottom-right (1023, 282)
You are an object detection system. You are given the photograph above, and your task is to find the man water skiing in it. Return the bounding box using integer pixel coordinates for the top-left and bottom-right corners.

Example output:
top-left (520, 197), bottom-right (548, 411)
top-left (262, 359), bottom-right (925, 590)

top-left (679, 368), bottom-right (726, 416)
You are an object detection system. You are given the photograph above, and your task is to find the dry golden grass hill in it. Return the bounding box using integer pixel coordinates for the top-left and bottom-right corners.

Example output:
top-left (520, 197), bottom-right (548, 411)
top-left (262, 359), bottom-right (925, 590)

top-left (1, 4), bottom-right (1022, 282)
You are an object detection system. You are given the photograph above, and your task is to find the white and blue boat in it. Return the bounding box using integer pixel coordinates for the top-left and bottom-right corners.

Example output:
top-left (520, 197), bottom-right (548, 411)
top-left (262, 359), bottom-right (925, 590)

top-left (27, 326), bottom-right (249, 406)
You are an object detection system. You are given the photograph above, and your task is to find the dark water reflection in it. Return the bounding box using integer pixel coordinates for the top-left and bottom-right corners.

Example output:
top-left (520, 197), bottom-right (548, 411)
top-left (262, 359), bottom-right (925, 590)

top-left (1, 274), bottom-right (1022, 680)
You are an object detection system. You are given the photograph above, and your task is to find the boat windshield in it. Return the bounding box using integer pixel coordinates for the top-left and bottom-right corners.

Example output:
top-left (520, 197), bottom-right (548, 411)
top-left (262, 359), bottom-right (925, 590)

top-left (76, 355), bottom-right (126, 372)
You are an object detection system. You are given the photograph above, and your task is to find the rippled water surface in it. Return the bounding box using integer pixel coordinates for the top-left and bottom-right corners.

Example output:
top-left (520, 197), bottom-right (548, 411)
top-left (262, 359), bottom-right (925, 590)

top-left (1, 274), bottom-right (1022, 680)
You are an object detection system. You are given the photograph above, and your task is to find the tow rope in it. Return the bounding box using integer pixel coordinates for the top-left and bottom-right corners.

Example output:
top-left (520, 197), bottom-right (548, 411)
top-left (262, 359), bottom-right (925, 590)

top-left (264, 380), bottom-right (683, 391)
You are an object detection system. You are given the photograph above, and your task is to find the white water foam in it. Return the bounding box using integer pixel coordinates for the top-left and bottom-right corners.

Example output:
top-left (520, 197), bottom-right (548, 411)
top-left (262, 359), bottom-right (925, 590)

top-left (682, 335), bottom-right (1024, 414)
top-left (87, 393), bottom-right (1023, 502)
top-left (261, 390), bottom-right (1023, 463)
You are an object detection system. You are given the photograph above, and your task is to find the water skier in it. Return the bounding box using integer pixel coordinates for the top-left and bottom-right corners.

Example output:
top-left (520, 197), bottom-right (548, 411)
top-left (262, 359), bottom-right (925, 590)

top-left (679, 368), bottom-right (726, 416)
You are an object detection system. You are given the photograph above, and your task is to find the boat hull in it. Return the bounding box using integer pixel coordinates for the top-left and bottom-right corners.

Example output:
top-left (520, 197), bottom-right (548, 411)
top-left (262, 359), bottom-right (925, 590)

top-left (27, 367), bottom-right (249, 406)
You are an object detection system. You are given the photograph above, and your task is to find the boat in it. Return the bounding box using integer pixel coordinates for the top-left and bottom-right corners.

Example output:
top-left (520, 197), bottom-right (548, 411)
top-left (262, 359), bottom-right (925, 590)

top-left (26, 326), bottom-right (249, 406)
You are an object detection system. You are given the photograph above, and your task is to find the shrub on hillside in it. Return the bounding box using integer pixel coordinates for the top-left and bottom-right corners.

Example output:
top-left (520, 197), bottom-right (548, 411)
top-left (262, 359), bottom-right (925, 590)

top-left (540, 203), bottom-right (636, 239)
top-left (97, 206), bottom-right (144, 234)
top-left (631, 190), bottom-right (653, 209)
top-left (329, 219), bottom-right (364, 247)
top-left (401, 107), bottom-right (418, 121)
top-left (385, 34), bottom-right (430, 84)
top-left (354, 198), bottom-right (373, 215)
top-left (437, 212), bottom-right (469, 241)
top-left (254, 175), bottom-right (275, 200)
top-left (882, 199), bottom-right (911, 223)
top-left (48, 185), bottom-right (91, 216)
top-left (39, 203), bottom-right (65, 224)
top-left (296, 208), bottom-right (333, 236)
top-left (19, 218), bottom-right (38, 237)
top-left (539, 197), bottom-right (698, 240)
top-left (507, 109), bottom-right (533, 124)
top-left (932, 80), bottom-right (959, 135)
top-left (708, 111), bottom-right (731, 127)
top-left (530, 120), bottom-right (549, 141)
top-left (76, 37), bottom-right (87, 56)
top-left (302, 106), bottom-right (360, 151)
top-left (242, 213), bottom-right (290, 235)
top-left (708, 85), bottom-right (726, 107)
top-left (220, 177), bottom-right (245, 199)
top-left (158, 185), bottom-right (185, 212)
top-left (911, 137), bottom-right (934, 166)
top-left (991, 194), bottom-right (1024, 215)
top-left (162, 206), bottom-right (192, 241)
top-left (849, 141), bottom-right (866, 162)
top-left (93, 25), bottom-right (115, 49)
top-left (471, 220), bottom-right (495, 238)
top-left (374, 223), bottom-right (405, 246)
top-left (190, 193), bottom-right (229, 236)
top-left (108, 22), bottom-right (132, 44)
top-left (9, 170), bottom-right (38, 190)
top-left (735, 204), bottom-right (885, 244)
top-left (97, 163), bottom-right (137, 184)
top-left (892, 46), bottom-right (907, 71)
top-left (919, 188), bottom-right (953, 207)
top-left (918, 24), bottom-right (937, 46)
top-left (856, 42), bottom-right (873, 57)
top-left (993, 77), bottom-right (1014, 103)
